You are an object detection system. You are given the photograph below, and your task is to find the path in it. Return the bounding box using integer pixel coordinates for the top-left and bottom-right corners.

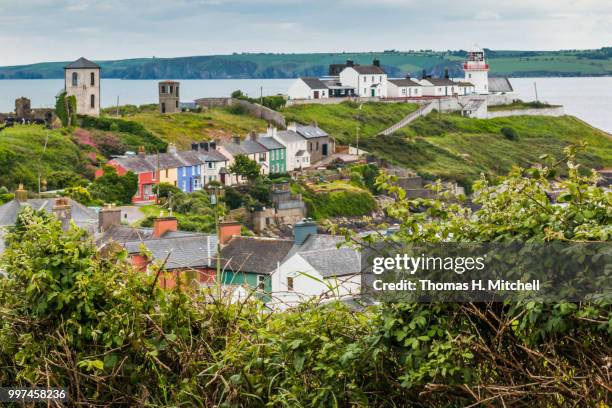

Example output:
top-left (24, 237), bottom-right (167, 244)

top-left (377, 102), bottom-right (436, 136)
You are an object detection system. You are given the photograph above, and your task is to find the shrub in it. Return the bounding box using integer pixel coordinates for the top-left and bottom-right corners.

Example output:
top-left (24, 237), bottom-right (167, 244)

top-left (501, 126), bottom-right (519, 141)
top-left (89, 166), bottom-right (138, 204)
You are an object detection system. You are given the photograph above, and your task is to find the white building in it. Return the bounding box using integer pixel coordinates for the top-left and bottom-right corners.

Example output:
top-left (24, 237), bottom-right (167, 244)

top-left (64, 57), bottom-right (101, 117)
top-left (339, 60), bottom-right (387, 98)
top-left (456, 81), bottom-right (476, 96)
top-left (464, 46), bottom-right (489, 95)
top-left (387, 78), bottom-right (423, 98)
top-left (267, 126), bottom-right (310, 171)
top-left (288, 77), bottom-right (329, 100)
top-left (419, 78), bottom-right (456, 97)
top-left (271, 221), bottom-right (362, 310)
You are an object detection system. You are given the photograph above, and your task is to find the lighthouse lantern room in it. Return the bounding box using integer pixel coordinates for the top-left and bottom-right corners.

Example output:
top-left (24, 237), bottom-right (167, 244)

top-left (464, 46), bottom-right (489, 95)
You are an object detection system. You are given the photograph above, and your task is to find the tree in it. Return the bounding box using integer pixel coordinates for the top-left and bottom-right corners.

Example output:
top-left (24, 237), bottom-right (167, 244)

top-left (89, 166), bottom-right (138, 204)
top-left (231, 90), bottom-right (244, 98)
top-left (55, 91), bottom-right (77, 127)
top-left (228, 154), bottom-right (261, 182)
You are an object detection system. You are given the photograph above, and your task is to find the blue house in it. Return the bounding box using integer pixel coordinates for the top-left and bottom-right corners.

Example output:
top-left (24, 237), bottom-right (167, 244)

top-left (176, 151), bottom-right (204, 192)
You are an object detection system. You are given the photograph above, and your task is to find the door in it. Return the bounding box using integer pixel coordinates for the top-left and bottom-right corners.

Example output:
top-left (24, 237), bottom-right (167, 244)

top-left (371, 88), bottom-right (376, 97)
top-left (161, 102), bottom-right (166, 113)
top-left (322, 143), bottom-right (328, 156)
top-left (313, 91), bottom-right (320, 99)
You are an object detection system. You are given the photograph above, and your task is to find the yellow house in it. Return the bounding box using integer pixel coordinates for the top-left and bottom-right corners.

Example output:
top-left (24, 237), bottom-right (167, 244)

top-left (159, 167), bottom-right (178, 186)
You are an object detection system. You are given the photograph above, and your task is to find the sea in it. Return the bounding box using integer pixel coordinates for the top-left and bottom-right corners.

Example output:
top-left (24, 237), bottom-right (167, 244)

top-left (0, 77), bottom-right (610, 133)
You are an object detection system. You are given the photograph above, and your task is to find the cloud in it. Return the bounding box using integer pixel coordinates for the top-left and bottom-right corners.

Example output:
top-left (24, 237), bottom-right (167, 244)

top-left (0, 0), bottom-right (610, 65)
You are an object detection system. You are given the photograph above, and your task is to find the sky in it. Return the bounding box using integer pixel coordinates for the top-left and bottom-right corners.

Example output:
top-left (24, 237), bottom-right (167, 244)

top-left (1, 0), bottom-right (611, 66)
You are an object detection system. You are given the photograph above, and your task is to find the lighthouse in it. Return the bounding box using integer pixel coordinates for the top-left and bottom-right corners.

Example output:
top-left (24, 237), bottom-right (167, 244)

top-left (464, 46), bottom-right (489, 95)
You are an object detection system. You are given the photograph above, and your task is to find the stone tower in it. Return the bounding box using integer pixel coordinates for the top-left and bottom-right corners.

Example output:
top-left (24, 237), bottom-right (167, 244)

top-left (159, 81), bottom-right (180, 114)
top-left (15, 97), bottom-right (31, 118)
top-left (464, 46), bottom-right (489, 95)
top-left (64, 57), bottom-right (101, 116)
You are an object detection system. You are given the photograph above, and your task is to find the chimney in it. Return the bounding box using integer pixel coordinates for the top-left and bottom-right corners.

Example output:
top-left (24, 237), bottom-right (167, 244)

top-left (293, 218), bottom-right (317, 246)
top-left (422, 69), bottom-right (427, 79)
top-left (219, 220), bottom-right (241, 245)
top-left (153, 215), bottom-right (178, 238)
top-left (444, 67), bottom-right (450, 79)
top-left (287, 122), bottom-right (297, 132)
top-left (15, 183), bottom-right (28, 202)
top-left (167, 143), bottom-right (177, 154)
top-left (138, 145), bottom-right (146, 157)
top-left (199, 141), bottom-right (209, 151)
top-left (191, 142), bottom-right (199, 151)
top-left (373, 58), bottom-right (380, 67)
top-left (232, 135), bottom-right (241, 145)
top-left (346, 59), bottom-right (354, 67)
top-left (267, 124), bottom-right (274, 137)
top-left (249, 131), bottom-right (258, 142)
top-left (53, 197), bottom-right (72, 231)
top-left (210, 141), bottom-right (217, 150)
top-left (98, 203), bottom-right (121, 232)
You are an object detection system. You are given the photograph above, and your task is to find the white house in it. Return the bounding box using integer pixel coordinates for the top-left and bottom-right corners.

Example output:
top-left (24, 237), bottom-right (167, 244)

top-left (267, 126), bottom-right (310, 171)
top-left (464, 46), bottom-right (489, 94)
top-left (387, 78), bottom-right (423, 98)
top-left (339, 60), bottom-right (387, 98)
top-left (419, 78), bottom-right (456, 97)
top-left (64, 57), bottom-right (101, 116)
top-left (270, 220), bottom-right (362, 310)
top-left (217, 134), bottom-right (270, 184)
top-left (456, 81), bottom-right (476, 96)
top-left (288, 77), bottom-right (329, 100)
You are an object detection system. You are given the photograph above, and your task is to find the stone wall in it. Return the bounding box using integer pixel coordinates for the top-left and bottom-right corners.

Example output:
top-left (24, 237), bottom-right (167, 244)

top-left (487, 106), bottom-right (565, 119)
top-left (195, 98), bottom-right (286, 128)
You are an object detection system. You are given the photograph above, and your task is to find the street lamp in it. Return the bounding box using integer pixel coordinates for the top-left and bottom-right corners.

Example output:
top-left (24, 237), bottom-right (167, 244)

top-left (207, 184), bottom-right (225, 298)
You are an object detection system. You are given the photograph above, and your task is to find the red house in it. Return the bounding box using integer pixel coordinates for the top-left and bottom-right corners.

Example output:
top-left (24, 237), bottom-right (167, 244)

top-left (95, 147), bottom-right (158, 203)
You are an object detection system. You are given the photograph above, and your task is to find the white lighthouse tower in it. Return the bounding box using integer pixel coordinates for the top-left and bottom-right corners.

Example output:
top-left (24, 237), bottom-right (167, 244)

top-left (464, 45), bottom-right (489, 95)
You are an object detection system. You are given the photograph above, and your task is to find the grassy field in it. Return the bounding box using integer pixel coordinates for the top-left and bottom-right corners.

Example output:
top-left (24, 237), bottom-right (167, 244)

top-left (283, 102), bottom-right (419, 144)
top-left (365, 113), bottom-right (612, 188)
top-left (119, 108), bottom-right (269, 148)
top-left (488, 101), bottom-right (561, 111)
top-left (0, 125), bottom-right (90, 190)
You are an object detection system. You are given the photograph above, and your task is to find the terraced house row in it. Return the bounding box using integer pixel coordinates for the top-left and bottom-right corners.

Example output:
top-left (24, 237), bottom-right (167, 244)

top-left (96, 123), bottom-right (334, 203)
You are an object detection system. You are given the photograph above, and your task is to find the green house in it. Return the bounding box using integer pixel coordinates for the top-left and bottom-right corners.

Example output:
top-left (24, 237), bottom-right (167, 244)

top-left (218, 236), bottom-right (294, 300)
top-left (259, 136), bottom-right (286, 174)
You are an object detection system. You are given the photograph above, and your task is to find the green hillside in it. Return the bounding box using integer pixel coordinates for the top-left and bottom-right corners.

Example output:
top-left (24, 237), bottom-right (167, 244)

top-left (1, 48), bottom-right (611, 79)
top-left (283, 102), bottom-right (612, 188)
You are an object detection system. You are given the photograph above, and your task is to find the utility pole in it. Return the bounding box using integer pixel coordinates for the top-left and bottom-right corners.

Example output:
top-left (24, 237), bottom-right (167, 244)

top-left (356, 126), bottom-right (359, 155)
top-left (260, 86), bottom-right (263, 105)
top-left (533, 82), bottom-right (539, 102)
top-left (38, 131), bottom-right (49, 197)
top-left (116, 95), bottom-right (120, 117)
top-left (208, 185), bottom-right (222, 299)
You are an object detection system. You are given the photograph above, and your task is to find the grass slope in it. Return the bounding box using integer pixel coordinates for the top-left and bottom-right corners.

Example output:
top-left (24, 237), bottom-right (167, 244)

top-left (0, 126), bottom-right (90, 190)
top-left (283, 102), bottom-right (419, 144)
top-left (118, 108), bottom-right (269, 148)
top-left (366, 114), bottom-right (612, 187)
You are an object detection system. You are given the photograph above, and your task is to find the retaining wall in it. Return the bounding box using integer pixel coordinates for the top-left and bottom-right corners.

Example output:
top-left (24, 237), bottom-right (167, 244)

top-left (487, 106), bottom-right (565, 119)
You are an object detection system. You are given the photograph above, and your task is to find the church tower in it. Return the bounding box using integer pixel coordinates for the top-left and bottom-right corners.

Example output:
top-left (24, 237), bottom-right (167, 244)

top-left (64, 57), bottom-right (101, 116)
top-left (464, 46), bottom-right (489, 95)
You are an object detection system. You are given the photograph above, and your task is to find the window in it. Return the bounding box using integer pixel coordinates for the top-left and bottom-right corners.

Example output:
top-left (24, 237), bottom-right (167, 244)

top-left (259, 153), bottom-right (266, 162)
top-left (161, 85), bottom-right (166, 94)
top-left (176, 101), bottom-right (179, 108)
top-left (71, 72), bottom-right (78, 86)
top-left (208, 162), bottom-right (214, 169)
top-left (90, 72), bottom-right (95, 86)
top-left (169, 85), bottom-right (173, 94)
top-left (468, 73), bottom-right (472, 79)
top-left (176, 86), bottom-right (179, 98)
top-left (316, 141), bottom-right (319, 151)
top-left (401, 88), bottom-right (406, 96)
top-left (144, 184), bottom-right (152, 197)
top-left (257, 275), bottom-right (265, 290)
top-left (90, 94), bottom-right (95, 109)
top-left (287, 277), bottom-right (294, 291)
top-left (371, 76), bottom-right (374, 82)
top-left (309, 142), bottom-right (312, 152)
top-left (165, 169), bottom-right (169, 178)
top-left (379, 76), bottom-right (382, 82)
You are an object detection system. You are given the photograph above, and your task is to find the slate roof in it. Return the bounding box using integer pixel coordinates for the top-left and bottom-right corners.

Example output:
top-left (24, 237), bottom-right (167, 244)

top-left (488, 77), bottom-right (514, 93)
top-left (351, 65), bottom-right (387, 75)
top-left (457, 81), bottom-right (475, 87)
top-left (293, 125), bottom-right (328, 139)
top-left (200, 149), bottom-right (229, 162)
top-left (98, 225), bottom-right (217, 270)
top-left (274, 130), bottom-right (304, 144)
top-left (257, 136), bottom-right (285, 150)
top-left (287, 234), bottom-right (362, 278)
top-left (223, 139), bottom-right (268, 155)
top-left (300, 77), bottom-right (329, 89)
top-left (65, 57), bottom-right (100, 69)
top-left (147, 153), bottom-right (184, 170)
top-left (0, 198), bottom-right (97, 231)
top-left (422, 78), bottom-right (455, 86)
top-left (388, 78), bottom-right (422, 87)
top-left (112, 156), bottom-right (156, 173)
top-left (220, 236), bottom-right (294, 275)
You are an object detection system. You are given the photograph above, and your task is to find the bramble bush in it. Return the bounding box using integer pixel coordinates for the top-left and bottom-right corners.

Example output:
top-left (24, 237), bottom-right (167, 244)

top-left (0, 144), bottom-right (609, 406)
